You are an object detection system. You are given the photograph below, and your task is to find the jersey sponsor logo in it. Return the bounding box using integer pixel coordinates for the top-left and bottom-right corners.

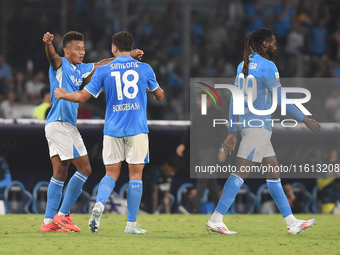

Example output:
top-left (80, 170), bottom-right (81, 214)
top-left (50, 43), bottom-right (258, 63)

top-left (249, 63), bottom-right (257, 69)
top-left (70, 75), bottom-right (82, 86)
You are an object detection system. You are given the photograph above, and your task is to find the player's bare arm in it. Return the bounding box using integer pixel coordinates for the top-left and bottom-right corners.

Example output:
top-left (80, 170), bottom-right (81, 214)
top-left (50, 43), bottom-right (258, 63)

top-left (147, 86), bottom-right (164, 101)
top-left (54, 88), bottom-right (92, 103)
top-left (303, 116), bottom-right (321, 134)
top-left (92, 49), bottom-right (144, 72)
top-left (222, 132), bottom-right (237, 155)
top-left (43, 32), bottom-right (62, 69)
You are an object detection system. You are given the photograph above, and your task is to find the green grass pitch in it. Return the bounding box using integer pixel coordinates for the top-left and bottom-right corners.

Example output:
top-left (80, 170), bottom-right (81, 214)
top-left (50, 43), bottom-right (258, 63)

top-left (0, 214), bottom-right (339, 255)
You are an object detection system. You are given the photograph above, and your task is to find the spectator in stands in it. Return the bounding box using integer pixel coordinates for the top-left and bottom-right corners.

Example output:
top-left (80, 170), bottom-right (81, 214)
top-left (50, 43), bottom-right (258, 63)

top-left (310, 18), bottom-right (328, 57)
top-left (245, 0), bottom-right (268, 32)
top-left (285, 18), bottom-right (306, 76)
top-left (25, 71), bottom-right (47, 102)
top-left (317, 148), bottom-right (340, 214)
top-left (33, 87), bottom-right (51, 120)
top-left (0, 90), bottom-right (21, 119)
top-left (274, 0), bottom-right (295, 48)
top-left (0, 54), bottom-right (12, 101)
top-left (143, 156), bottom-right (180, 214)
top-left (324, 88), bottom-right (340, 121)
top-left (296, 0), bottom-right (313, 31)
top-left (10, 71), bottom-right (27, 104)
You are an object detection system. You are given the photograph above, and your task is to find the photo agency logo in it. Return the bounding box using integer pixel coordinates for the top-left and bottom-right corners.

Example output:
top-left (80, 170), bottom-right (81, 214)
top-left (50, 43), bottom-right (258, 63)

top-left (196, 79), bottom-right (312, 128)
top-left (196, 82), bottom-right (223, 115)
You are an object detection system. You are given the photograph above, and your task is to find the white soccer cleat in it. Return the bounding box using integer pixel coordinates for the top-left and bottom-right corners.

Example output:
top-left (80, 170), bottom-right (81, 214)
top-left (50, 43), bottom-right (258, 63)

top-left (124, 223), bottom-right (147, 235)
top-left (205, 219), bottom-right (237, 235)
top-left (88, 202), bottom-right (103, 234)
top-left (288, 219), bottom-right (316, 235)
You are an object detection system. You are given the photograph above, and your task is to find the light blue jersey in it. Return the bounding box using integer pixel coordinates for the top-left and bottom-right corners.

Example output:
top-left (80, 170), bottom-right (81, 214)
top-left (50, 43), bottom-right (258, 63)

top-left (84, 55), bottom-right (159, 137)
top-left (46, 57), bottom-right (94, 126)
top-left (233, 52), bottom-right (281, 131)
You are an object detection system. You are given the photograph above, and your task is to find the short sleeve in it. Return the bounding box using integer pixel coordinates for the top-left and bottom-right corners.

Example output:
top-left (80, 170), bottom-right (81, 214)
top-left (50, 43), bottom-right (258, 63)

top-left (84, 68), bottom-right (104, 98)
top-left (261, 62), bottom-right (281, 91)
top-left (145, 64), bottom-right (159, 91)
top-left (80, 63), bottom-right (94, 79)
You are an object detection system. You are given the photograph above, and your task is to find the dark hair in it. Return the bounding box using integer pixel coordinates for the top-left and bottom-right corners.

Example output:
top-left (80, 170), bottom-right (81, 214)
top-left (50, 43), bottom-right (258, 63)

top-left (63, 31), bottom-right (84, 48)
top-left (40, 87), bottom-right (50, 99)
top-left (242, 28), bottom-right (274, 76)
top-left (112, 31), bottom-right (134, 52)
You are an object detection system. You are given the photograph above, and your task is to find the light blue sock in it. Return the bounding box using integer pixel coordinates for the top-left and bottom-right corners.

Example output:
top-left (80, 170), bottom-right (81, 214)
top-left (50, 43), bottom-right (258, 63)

top-left (215, 173), bottom-right (244, 215)
top-left (127, 180), bottom-right (143, 222)
top-left (96, 176), bottom-right (116, 205)
top-left (267, 179), bottom-right (292, 217)
top-left (59, 171), bottom-right (88, 215)
top-left (45, 177), bottom-right (64, 219)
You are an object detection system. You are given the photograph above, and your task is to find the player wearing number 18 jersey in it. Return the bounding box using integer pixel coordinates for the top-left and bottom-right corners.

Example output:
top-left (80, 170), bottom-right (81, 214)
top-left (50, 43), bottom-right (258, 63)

top-left (54, 31), bottom-right (164, 235)
top-left (206, 28), bottom-right (321, 235)
top-left (86, 53), bottom-right (158, 138)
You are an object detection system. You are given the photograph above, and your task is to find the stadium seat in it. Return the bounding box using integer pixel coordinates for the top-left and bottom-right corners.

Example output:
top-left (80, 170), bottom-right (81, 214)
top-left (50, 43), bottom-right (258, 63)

top-left (32, 181), bottom-right (49, 214)
top-left (62, 184), bottom-right (91, 214)
top-left (290, 182), bottom-right (312, 213)
top-left (233, 184), bottom-right (257, 214)
top-left (176, 182), bottom-right (211, 213)
top-left (311, 185), bottom-right (321, 214)
top-left (4, 181), bottom-right (32, 214)
top-left (176, 182), bottom-right (194, 213)
top-left (254, 183), bottom-right (273, 213)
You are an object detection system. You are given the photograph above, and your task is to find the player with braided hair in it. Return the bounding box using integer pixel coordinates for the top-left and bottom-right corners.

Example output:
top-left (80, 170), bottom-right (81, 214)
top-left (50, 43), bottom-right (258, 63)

top-left (205, 28), bottom-right (320, 235)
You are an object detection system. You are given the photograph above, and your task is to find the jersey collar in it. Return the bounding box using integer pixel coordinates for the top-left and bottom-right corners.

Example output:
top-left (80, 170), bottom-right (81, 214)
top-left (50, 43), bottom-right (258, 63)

top-left (115, 55), bottom-right (133, 60)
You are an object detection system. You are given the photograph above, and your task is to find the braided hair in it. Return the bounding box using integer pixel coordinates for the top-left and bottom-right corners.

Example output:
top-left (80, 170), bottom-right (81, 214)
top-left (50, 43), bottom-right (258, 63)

top-left (242, 28), bottom-right (274, 76)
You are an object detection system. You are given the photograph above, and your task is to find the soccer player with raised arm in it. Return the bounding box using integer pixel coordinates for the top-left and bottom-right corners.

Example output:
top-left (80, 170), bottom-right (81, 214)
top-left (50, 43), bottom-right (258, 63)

top-left (41, 31), bottom-right (143, 232)
top-left (205, 28), bottom-right (321, 235)
top-left (54, 31), bottom-right (164, 234)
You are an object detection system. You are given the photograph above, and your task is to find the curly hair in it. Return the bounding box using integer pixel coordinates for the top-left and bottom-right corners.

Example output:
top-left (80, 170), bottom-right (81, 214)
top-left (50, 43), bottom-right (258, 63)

top-left (242, 28), bottom-right (274, 76)
top-left (62, 31), bottom-right (84, 48)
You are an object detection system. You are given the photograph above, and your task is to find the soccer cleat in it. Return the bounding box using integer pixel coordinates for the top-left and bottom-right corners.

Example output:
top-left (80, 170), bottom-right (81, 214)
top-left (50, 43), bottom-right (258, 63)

top-left (40, 222), bottom-right (71, 232)
top-left (88, 202), bottom-right (103, 234)
top-left (124, 223), bottom-right (147, 235)
top-left (205, 219), bottom-right (238, 235)
top-left (288, 219), bottom-right (316, 235)
top-left (53, 213), bottom-right (81, 232)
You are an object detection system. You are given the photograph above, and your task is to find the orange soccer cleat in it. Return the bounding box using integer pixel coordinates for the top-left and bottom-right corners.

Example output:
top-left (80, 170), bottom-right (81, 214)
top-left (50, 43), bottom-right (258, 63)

top-left (53, 213), bottom-right (81, 232)
top-left (40, 222), bottom-right (71, 232)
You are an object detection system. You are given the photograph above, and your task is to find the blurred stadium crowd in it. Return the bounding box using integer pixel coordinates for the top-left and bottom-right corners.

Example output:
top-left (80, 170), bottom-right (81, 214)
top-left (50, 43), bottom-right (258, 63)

top-left (1, 0), bottom-right (340, 121)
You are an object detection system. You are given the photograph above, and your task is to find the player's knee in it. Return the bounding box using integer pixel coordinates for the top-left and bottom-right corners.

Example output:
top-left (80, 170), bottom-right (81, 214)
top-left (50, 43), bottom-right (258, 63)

top-left (79, 164), bottom-right (92, 177)
top-left (53, 170), bottom-right (68, 181)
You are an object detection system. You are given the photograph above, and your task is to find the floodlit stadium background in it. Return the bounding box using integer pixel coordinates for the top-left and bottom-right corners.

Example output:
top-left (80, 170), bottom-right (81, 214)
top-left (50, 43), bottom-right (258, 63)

top-left (0, 0), bottom-right (339, 215)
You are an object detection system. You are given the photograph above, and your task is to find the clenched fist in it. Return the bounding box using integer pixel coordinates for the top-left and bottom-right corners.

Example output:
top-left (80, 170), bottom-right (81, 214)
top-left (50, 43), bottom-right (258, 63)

top-left (43, 32), bottom-right (54, 45)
